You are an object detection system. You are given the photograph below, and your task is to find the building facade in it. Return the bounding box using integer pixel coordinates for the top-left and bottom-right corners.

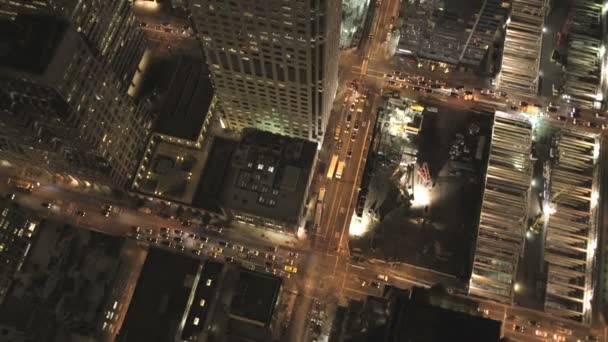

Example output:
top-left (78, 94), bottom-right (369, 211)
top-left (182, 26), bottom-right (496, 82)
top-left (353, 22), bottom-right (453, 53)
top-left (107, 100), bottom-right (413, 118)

top-left (0, 16), bottom-right (153, 188)
top-left (189, 0), bottom-right (340, 143)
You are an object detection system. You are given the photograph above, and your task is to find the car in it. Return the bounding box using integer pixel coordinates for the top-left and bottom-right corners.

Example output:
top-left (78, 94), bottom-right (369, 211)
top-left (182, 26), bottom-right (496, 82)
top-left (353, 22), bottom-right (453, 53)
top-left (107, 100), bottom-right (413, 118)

top-left (173, 229), bottom-right (184, 236)
top-left (198, 242), bottom-right (206, 249)
top-left (75, 210), bottom-right (86, 217)
top-left (146, 237), bottom-right (158, 244)
top-left (144, 228), bottom-right (154, 235)
top-left (519, 101), bottom-right (529, 107)
top-left (512, 324), bottom-right (524, 332)
top-left (450, 92), bottom-right (460, 98)
top-left (377, 274), bottom-right (389, 281)
top-left (288, 252), bottom-right (299, 258)
top-left (570, 107), bottom-right (581, 117)
top-left (172, 236), bottom-right (184, 243)
top-left (181, 220), bottom-right (192, 227)
top-left (41, 202), bottom-right (52, 209)
top-left (284, 265), bottom-right (298, 273)
top-left (174, 244), bottom-right (185, 252)
top-left (349, 104), bottom-right (355, 112)
top-left (354, 121), bottom-right (360, 131)
top-left (336, 140), bottom-right (343, 150)
top-left (160, 240), bottom-right (172, 248)
top-left (346, 149), bottom-right (353, 158)
top-left (225, 256), bottom-right (235, 263)
top-left (132, 226), bottom-right (141, 234)
top-left (285, 258), bottom-right (295, 265)
top-left (595, 112), bottom-right (605, 118)
top-left (213, 247), bottom-right (223, 253)
top-left (235, 245), bottom-right (244, 252)
top-left (527, 320), bottom-right (540, 327)
top-left (547, 106), bottom-right (558, 113)
top-left (265, 253), bottom-right (276, 260)
top-left (218, 241), bottom-right (229, 247)
top-left (160, 233), bottom-right (170, 240)
top-left (102, 205), bottom-right (112, 217)
top-left (370, 281), bottom-right (381, 288)
top-left (191, 249), bottom-right (201, 255)
top-left (360, 281), bottom-right (367, 287)
top-left (510, 105), bottom-right (518, 110)
top-left (197, 236), bottom-right (209, 242)
top-left (211, 252), bottom-right (219, 258)
top-left (346, 114), bottom-right (352, 122)
top-left (250, 250), bottom-right (260, 256)
top-left (264, 261), bottom-right (274, 268)
top-left (557, 116), bottom-right (566, 121)
top-left (160, 227), bottom-right (169, 234)
top-left (6, 193), bottom-right (15, 200)
top-left (351, 132), bottom-right (356, 141)
top-left (535, 330), bottom-right (547, 337)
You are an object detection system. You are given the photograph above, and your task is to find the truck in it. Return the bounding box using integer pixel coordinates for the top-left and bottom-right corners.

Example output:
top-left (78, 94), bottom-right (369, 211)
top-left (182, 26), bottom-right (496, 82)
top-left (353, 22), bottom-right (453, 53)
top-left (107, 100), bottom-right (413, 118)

top-left (335, 161), bottom-right (345, 179)
top-left (327, 154), bottom-right (339, 180)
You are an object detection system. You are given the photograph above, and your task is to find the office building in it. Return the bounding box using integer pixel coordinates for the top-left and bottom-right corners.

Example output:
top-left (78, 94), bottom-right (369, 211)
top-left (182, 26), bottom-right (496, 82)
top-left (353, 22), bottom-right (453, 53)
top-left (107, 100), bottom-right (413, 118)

top-left (219, 129), bottom-right (317, 234)
top-left (0, 201), bottom-right (39, 305)
top-left (189, 0), bottom-right (340, 142)
top-left (1, 0), bottom-right (147, 93)
top-left (330, 286), bottom-right (501, 342)
top-left (397, 0), bottom-right (508, 67)
top-left (496, 0), bottom-right (548, 96)
top-left (0, 15), bottom-right (153, 188)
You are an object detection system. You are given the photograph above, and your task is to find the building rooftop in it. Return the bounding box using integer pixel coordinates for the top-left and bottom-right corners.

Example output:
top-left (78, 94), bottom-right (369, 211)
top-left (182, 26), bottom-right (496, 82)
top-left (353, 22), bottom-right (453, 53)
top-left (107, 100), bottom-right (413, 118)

top-left (220, 129), bottom-right (317, 225)
top-left (154, 56), bottom-right (214, 141)
top-left (192, 137), bottom-right (238, 212)
top-left (0, 15), bottom-right (66, 74)
top-left (229, 268), bottom-right (281, 325)
top-left (118, 248), bottom-right (201, 342)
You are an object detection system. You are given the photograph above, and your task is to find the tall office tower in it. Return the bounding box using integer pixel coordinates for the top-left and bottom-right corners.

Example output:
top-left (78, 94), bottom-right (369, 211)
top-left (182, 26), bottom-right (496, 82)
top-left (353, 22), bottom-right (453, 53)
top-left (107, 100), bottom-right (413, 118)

top-left (189, 0), bottom-right (340, 142)
top-left (0, 15), bottom-right (153, 188)
top-left (0, 0), bottom-right (147, 92)
top-left (496, 0), bottom-right (548, 96)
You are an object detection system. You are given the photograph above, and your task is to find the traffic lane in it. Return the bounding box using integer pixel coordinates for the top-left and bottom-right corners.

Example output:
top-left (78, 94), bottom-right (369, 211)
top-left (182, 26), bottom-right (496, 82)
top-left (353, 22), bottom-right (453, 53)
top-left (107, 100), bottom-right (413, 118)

top-left (10, 185), bottom-right (305, 276)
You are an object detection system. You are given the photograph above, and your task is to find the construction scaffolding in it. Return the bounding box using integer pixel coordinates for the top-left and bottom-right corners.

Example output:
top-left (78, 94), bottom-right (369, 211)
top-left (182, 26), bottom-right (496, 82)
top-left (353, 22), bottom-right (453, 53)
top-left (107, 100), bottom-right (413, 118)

top-left (543, 129), bottom-right (600, 324)
top-left (497, 0), bottom-right (549, 96)
top-left (470, 112), bottom-right (533, 303)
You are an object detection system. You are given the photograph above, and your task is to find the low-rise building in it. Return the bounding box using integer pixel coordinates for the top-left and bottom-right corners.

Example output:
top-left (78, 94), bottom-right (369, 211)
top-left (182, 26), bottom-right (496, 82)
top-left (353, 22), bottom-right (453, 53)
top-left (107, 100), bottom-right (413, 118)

top-left (220, 129), bottom-right (317, 234)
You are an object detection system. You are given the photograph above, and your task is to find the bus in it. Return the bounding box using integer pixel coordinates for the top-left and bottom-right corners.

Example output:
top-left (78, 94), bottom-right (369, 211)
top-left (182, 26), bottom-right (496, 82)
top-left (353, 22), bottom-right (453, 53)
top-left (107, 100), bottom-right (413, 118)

top-left (335, 161), bottom-right (346, 179)
top-left (318, 187), bottom-right (326, 203)
top-left (314, 202), bottom-right (323, 230)
top-left (8, 178), bottom-right (36, 193)
top-left (327, 154), bottom-right (339, 180)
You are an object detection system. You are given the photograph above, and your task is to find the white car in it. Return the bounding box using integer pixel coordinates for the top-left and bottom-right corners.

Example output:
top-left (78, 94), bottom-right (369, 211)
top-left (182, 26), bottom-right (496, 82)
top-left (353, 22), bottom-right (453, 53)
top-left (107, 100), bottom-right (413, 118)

top-left (377, 274), bottom-right (389, 281)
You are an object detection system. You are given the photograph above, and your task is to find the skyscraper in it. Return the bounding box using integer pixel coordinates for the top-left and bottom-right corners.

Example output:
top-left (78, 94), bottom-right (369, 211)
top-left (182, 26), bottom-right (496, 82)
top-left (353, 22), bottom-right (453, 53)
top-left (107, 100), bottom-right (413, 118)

top-left (189, 0), bottom-right (340, 142)
top-left (0, 15), bottom-right (153, 188)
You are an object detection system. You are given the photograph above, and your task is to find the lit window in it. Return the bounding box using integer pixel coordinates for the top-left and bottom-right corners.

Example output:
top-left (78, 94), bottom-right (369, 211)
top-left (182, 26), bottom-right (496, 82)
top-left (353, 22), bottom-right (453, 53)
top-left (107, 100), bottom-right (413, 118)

top-left (257, 163), bottom-right (264, 170)
top-left (268, 166), bottom-right (275, 173)
top-left (199, 299), bottom-right (206, 307)
top-left (206, 279), bottom-right (212, 286)
top-left (193, 317), bottom-right (200, 325)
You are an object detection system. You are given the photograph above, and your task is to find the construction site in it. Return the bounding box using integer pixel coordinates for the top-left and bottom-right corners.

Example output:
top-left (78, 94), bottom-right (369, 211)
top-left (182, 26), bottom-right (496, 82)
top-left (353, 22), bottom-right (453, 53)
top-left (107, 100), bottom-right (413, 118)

top-left (469, 110), bottom-right (602, 324)
top-left (349, 96), bottom-right (491, 278)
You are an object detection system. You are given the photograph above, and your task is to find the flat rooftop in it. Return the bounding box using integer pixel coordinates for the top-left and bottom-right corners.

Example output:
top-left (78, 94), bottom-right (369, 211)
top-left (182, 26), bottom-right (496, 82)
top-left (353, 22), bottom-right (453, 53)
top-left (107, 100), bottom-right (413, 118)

top-left (229, 268), bottom-right (281, 325)
top-left (154, 56), bottom-right (213, 141)
top-left (192, 137), bottom-right (238, 212)
top-left (118, 248), bottom-right (201, 342)
top-left (220, 129), bottom-right (317, 225)
top-left (0, 15), bottom-right (66, 74)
